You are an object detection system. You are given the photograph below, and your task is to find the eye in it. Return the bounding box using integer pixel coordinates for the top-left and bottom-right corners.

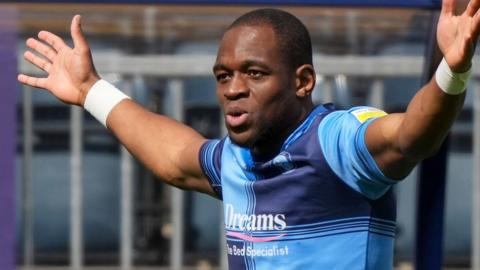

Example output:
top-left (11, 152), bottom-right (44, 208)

top-left (247, 69), bottom-right (265, 80)
top-left (216, 72), bottom-right (230, 83)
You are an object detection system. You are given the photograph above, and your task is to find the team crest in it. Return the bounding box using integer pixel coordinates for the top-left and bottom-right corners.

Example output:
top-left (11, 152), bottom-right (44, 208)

top-left (272, 152), bottom-right (295, 173)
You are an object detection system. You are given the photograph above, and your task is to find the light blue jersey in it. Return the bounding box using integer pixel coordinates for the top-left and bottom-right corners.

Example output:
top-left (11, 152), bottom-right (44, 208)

top-left (199, 105), bottom-right (397, 270)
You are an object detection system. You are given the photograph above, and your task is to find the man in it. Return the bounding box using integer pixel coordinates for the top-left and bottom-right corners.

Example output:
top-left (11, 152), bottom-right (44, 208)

top-left (18, 1), bottom-right (479, 269)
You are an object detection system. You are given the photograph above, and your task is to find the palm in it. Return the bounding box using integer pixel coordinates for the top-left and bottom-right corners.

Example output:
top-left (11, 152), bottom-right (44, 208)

top-left (18, 15), bottom-right (99, 106)
top-left (46, 48), bottom-right (93, 104)
top-left (437, 0), bottom-right (480, 72)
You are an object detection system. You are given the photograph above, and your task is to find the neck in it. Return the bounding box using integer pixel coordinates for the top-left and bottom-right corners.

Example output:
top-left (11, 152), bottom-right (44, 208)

top-left (251, 102), bottom-right (314, 162)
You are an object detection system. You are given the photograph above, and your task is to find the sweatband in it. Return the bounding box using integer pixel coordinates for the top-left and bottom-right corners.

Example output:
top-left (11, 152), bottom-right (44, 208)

top-left (84, 79), bottom-right (131, 127)
top-left (435, 58), bottom-right (471, 95)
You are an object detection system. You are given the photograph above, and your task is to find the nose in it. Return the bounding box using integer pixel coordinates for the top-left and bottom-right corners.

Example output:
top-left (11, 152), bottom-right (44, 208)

top-left (224, 74), bottom-right (249, 100)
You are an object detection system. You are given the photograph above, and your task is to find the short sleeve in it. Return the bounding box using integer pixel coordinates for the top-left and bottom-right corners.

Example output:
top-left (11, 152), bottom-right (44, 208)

top-left (318, 107), bottom-right (397, 200)
top-left (199, 139), bottom-right (224, 199)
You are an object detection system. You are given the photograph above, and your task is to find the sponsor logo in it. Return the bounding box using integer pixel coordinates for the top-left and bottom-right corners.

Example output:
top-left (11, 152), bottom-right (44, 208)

top-left (224, 204), bottom-right (286, 242)
top-left (227, 243), bottom-right (289, 257)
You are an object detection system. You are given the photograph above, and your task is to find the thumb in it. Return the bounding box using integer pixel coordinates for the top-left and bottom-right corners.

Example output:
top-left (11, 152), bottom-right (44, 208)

top-left (71, 15), bottom-right (89, 51)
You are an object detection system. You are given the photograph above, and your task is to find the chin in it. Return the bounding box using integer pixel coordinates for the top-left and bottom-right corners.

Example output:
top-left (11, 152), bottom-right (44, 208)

top-left (227, 129), bottom-right (255, 148)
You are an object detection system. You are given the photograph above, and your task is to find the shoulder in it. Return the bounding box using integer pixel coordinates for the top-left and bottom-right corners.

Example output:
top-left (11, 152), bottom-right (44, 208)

top-left (318, 106), bottom-right (394, 199)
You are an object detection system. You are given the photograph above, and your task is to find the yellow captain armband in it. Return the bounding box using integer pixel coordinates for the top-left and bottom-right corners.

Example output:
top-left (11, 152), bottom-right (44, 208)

top-left (350, 107), bottom-right (387, 123)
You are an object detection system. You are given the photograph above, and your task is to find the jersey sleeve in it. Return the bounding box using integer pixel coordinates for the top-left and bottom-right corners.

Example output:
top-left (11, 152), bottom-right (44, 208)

top-left (198, 139), bottom-right (224, 199)
top-left (318, 107), bottom-right (397, 200)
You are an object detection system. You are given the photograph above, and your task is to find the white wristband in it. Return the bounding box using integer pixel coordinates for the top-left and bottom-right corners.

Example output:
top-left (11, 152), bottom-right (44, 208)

top-left (84, 79), bottom-right (131, 127)
top-left (435, 58), bottom-right (471, 95)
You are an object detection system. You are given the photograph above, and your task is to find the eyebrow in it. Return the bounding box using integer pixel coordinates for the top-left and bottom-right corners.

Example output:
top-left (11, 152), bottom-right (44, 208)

top-left (213, 59), bottom-right (272, 73)
top-left (241, 60), bottom-right (271, 71)
top-left (212, 63), bottom-right (228, 73)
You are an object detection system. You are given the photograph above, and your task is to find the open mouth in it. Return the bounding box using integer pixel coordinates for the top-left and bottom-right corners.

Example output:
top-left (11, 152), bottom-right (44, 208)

top-left (226, 108), bottom-right (248, 128)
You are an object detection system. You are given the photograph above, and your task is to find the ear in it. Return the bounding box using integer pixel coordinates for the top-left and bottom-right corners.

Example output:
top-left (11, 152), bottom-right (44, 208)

top-left (295, 64), bottom-right (316, 98)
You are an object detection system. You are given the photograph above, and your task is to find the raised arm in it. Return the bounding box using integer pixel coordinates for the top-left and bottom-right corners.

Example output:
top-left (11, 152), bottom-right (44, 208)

top-left (366, 0), bottom-right (479, 180)
top-left (18, 15), bottom-right (216, 197)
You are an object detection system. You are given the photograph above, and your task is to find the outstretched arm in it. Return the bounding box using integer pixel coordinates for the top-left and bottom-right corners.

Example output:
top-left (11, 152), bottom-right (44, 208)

top-left (366, 0), bottom-right (478, 179)
top-left (18, 15), bottom-right (216, 197)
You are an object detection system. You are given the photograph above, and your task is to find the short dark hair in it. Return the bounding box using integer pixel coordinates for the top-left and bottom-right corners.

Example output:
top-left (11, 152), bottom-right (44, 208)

top-left (228, 8), bottom-right (313, 70)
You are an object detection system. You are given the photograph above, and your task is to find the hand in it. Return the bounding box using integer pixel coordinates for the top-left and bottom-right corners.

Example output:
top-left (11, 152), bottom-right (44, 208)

top-left (18, 15), bottom-right (100, 106)
top-left (437, 0), bottom-right (480, 72)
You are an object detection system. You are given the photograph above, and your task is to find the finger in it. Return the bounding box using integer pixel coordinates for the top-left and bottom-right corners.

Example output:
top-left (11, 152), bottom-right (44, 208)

top-left (17, 74), bottom-right (48, 89)
top-left (71, 15), bottom-right (89, 51)
top-left (472, 11), bottom-right (480, 39)
top-left (26, 38), bottom-right (57, 61)
top-left (442, 0), bottom-right (455, 16)
top-left (466, 0), bottom-right (480, 16)
top-left (38, 30), bottom-right (68, 52)
top-left (24, 51), bottom-right (52, 73)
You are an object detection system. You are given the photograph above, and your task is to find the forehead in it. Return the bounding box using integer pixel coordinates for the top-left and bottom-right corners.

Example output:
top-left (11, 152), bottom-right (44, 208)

top-left (215, 24), bottom-right (282, 67)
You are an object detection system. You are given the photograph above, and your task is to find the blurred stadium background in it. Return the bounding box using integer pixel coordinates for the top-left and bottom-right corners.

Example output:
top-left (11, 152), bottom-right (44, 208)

top-left (0, 1), bottom-right (479, 269)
